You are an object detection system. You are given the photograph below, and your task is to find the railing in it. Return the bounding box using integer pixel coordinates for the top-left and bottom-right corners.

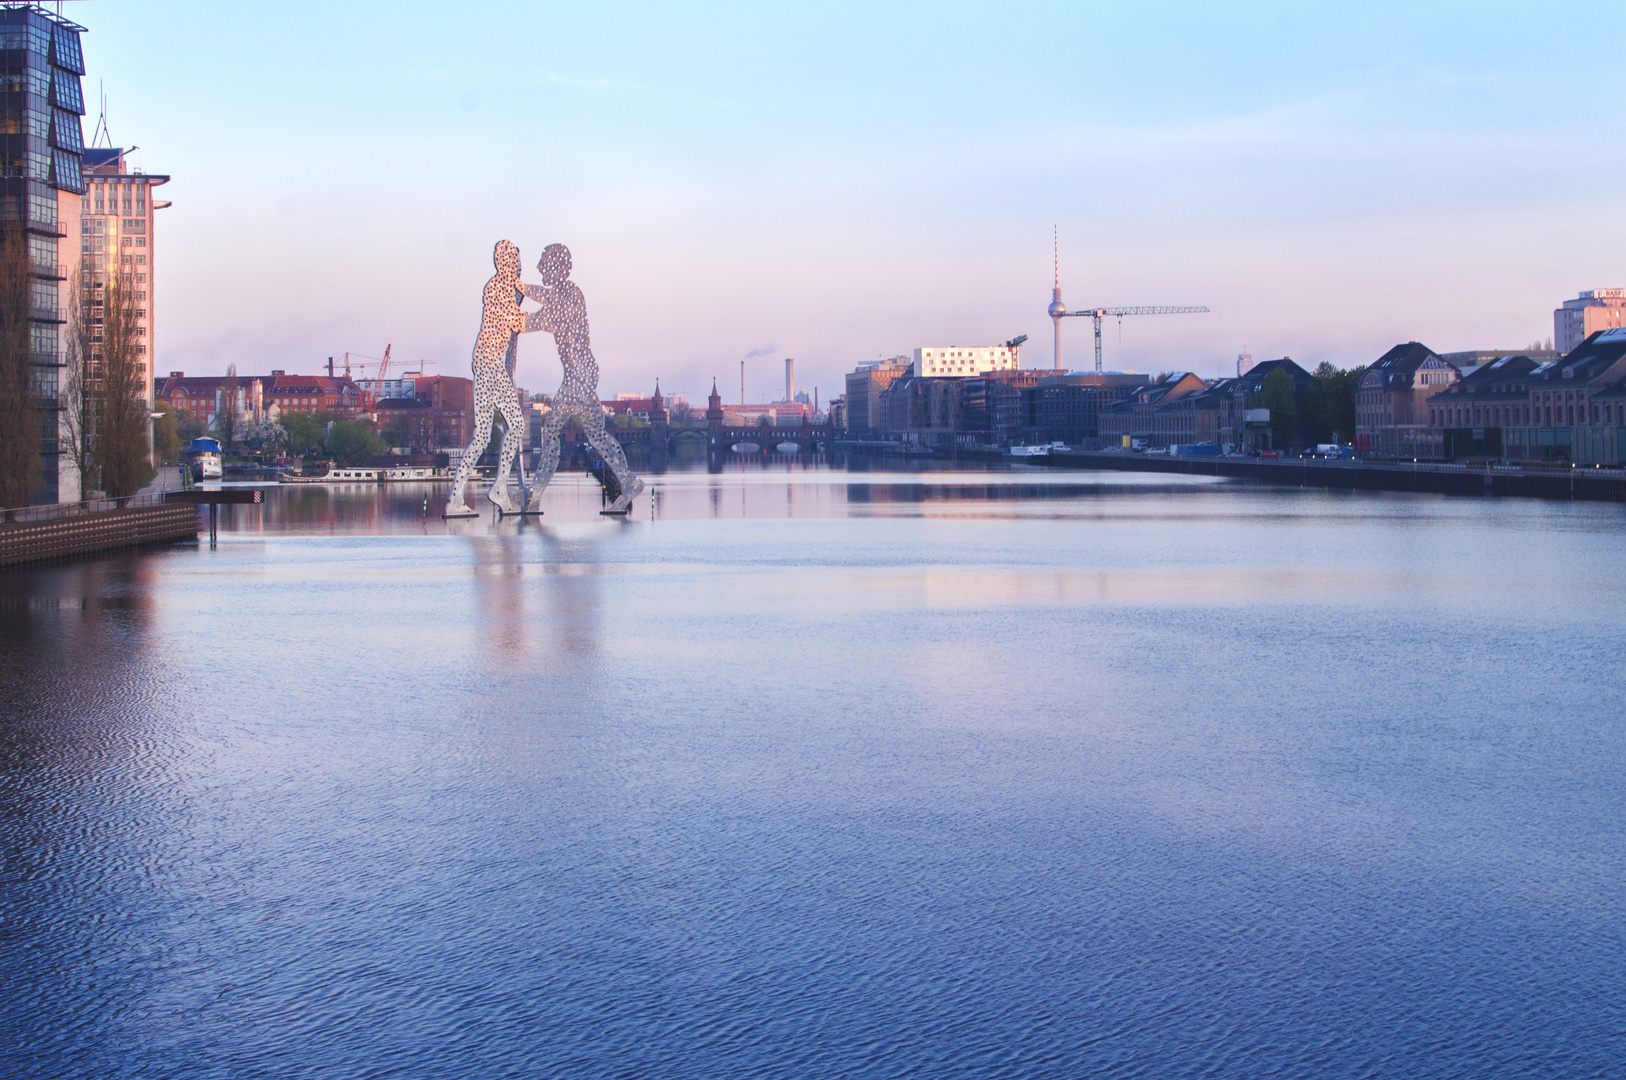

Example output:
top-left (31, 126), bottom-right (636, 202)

top-left (0, 491), bottom-right (170, 526)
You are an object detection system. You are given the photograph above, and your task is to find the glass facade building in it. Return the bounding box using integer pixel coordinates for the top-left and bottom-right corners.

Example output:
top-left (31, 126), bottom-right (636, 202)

top-left (0, 3), bottom-right (84, 503)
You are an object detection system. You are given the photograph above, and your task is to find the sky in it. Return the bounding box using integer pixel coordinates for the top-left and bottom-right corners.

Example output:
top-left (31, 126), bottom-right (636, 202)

top-left (81, 0), bottom-right (1626, 404)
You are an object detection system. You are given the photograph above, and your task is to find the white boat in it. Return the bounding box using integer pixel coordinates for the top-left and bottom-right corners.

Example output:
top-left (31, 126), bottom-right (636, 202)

top-left (184, 437), bottom-right (224, 480)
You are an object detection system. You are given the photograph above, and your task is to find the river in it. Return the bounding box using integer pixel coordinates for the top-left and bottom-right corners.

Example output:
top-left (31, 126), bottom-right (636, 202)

top-left (3, 457), bottom-right (1623, 1078)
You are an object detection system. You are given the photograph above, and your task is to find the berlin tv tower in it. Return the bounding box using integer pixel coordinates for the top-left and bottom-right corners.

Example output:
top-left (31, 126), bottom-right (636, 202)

top-left (1047, 226), bottom-right (1066, 372)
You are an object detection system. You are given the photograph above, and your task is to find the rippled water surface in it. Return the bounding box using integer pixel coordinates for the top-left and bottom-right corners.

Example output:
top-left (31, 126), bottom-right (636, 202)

top-left (3, 459), bottom-right (1624, 1078)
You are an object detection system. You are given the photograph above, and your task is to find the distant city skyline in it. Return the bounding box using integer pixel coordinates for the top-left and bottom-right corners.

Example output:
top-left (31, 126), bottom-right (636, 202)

top-left (83, 1), bottom-right (1625, 405)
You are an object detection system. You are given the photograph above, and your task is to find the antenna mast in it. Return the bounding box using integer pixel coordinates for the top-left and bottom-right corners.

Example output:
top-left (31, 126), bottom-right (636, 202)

top-left (91, 81), bottom-right (110, 149)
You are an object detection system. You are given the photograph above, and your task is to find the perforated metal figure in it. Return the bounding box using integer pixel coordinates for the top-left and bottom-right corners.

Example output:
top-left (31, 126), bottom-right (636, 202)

top-left (444, 240), bottom-right (535, 516)
top-left (518, 243), bottom-right (644, 513)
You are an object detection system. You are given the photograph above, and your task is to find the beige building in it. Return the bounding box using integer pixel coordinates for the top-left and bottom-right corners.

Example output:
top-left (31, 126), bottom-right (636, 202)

top-left (1555, 290), bottom-right (1626, 354)
top-left (843, 357), bottom-right (913, 436)
top-left (1355, 342), bottom-right (1458, 457)
top-left (73, 148), bottom-right (170, 494)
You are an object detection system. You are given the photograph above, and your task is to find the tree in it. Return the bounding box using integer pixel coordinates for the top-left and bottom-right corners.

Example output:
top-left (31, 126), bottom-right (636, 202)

top-left (281, 410), bottom-right (328, 456)
top-left (237, 417), bottom-right (285, 453)
top-left (60, 270), bottom-right (97, 493)
top-left (1261, 367), bottom-right (1299, 452)
top-left (216, 362), bottom-right (239, 447)
top-left (91, 271), bottom-right (153, 498)
top-left (0, 226), bottom-right (39, 507)
top-left (327, 419), bottom-right (384, 465)
top-left (153, 401), bottom-right (181, 465)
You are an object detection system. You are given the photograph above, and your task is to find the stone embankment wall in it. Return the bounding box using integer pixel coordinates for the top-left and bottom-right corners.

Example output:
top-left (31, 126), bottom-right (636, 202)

top-left (0, 504), bottom-right (199, 568)
top-left (1043, 453), bottom-right (1626, 502)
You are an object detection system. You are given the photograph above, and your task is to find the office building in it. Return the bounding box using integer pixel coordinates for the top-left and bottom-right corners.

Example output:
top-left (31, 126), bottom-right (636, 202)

top-left (912, 344), bottom-right (1018, 378)
top-left (843, 357), bottom-right (913, 436)
top-left (1355, 343), bottom-right (1457, 458)
top-left (1554, 290), bottom-right (1626, 354)
top-left (0, 5), bottom-right (85, 502)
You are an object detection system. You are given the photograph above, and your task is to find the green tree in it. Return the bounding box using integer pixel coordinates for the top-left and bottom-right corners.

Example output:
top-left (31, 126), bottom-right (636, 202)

top-left (90, 272), bottom-right (152, 498)
top-left (153, 401), bottom-right (181, 465)
top-left (281, 410), bottom-right (328, 455)
top-left (327, 419), bottom-right (384, 465)
top-left (0, 226), bottom-right (40, 507)
top-left (216, 362), bottom-right (239, 447)
top-left (1329, 365), bottom-right (1362, 444)
top-left (60, 269), bottom-right (96, 493)
top-left (1261, 367), bottom-right (1299, 452)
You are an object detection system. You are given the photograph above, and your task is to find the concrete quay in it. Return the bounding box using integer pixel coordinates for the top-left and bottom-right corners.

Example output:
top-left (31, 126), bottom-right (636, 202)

top-left (977, 449), bottom-right (1626, 503)
top-left (0, 499), bottom-right (200, 569)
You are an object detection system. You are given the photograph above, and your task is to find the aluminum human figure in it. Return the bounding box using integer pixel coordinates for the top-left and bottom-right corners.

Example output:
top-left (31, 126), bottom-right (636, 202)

top-left (444, 240), bottom-right (535, 517)
top-left (518, 243), bottom-right (644, 513)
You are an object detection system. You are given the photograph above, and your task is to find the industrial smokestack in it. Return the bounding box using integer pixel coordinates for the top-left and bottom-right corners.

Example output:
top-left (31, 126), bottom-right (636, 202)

top-left (327, 356), bottom-right (334, 378)
top-left (785, 358), bottom-right (794, 404)
top-left (740, 360), bottom-right (745, 405)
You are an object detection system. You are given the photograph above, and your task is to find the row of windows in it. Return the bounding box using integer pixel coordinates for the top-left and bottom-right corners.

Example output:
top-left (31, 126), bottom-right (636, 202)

top-left (0, 191), bottom-right (57, 227)
top-left (0, 64), bottom-right (48, 96)
top-left (82, 236), bottom-right (148, 250)
top-left (0, 25), bottom-right (52, 55)
top-left (1429, 402), bottom-right (1624, 428)
top-left (81, 254), bottom-right (147, 269)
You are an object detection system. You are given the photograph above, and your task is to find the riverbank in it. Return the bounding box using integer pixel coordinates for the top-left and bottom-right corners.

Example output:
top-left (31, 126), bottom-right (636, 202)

top-left (929, 447), bottom-right (1626, 502)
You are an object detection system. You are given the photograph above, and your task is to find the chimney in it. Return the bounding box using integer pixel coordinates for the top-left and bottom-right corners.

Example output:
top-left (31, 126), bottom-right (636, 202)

top-left (327, 356), bottom-right (334, 378)
top-left (785, 357), bottom-right (794, 403)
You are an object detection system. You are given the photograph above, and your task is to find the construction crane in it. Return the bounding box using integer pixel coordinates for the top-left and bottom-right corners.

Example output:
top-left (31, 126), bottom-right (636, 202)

top-left (1053, 306), bottom-right (1210, 372)
top-left (1046, 226), bottom-right (1208, 372)
top-left (1004, 334), bottom-right (1029, 368)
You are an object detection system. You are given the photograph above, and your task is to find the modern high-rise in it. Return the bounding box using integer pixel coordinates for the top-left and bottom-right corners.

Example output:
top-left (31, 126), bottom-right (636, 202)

top-left (79, 146), bottom-right (169, 497)
top-left (1555, 290), bottom-right (1626, 354)
top-left (0, 3), bottom-right (86, 502)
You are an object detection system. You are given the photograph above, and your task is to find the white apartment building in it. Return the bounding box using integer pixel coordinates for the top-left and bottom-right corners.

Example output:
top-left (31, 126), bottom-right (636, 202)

top-left (1555, 289), bottom-right (1626, 354)
top-left (912, 345), bottom-right (1019, 378)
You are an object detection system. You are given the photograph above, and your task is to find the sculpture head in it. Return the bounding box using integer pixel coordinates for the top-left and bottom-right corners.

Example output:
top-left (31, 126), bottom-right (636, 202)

top-left (539, 243), bottom-right (572, 285)
top-left (493, 240), bottom-right (521, 279)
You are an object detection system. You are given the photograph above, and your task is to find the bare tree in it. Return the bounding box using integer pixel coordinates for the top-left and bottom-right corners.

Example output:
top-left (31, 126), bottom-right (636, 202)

top-left (0, 225), bottom-right (39, 508)
top-left (60, 269), bottom-right (96, 495)
top-left (217, 362), bottom-right (239, 447)
top-left (90, 270), bottom-right (150, 499)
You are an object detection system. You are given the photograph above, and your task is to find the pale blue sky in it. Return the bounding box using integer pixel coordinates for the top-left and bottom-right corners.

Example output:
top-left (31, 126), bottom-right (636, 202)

top-left (87, 1), bottom-right (1624, 402)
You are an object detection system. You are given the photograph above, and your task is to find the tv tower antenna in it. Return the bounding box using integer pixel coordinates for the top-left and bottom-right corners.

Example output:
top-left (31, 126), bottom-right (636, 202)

top-left (1047, 225), bottom-right (1067, 371)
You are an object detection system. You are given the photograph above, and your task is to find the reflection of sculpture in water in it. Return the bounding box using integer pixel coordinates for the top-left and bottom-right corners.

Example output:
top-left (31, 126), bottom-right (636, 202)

top-left (518, 243), bottom-right (644, 513)
top-left (445, 240), bottom-right (536, 516)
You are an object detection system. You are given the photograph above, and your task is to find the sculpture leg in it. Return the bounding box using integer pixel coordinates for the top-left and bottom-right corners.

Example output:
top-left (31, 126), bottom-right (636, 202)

top-left (445, 398), bottom-right (495, 516)
top-left (581, 408), bottom-right (643, 512)
top-left (487, 392), bottom-right (525, 514)
top-left (525, 408), bottom-right (567, 512)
